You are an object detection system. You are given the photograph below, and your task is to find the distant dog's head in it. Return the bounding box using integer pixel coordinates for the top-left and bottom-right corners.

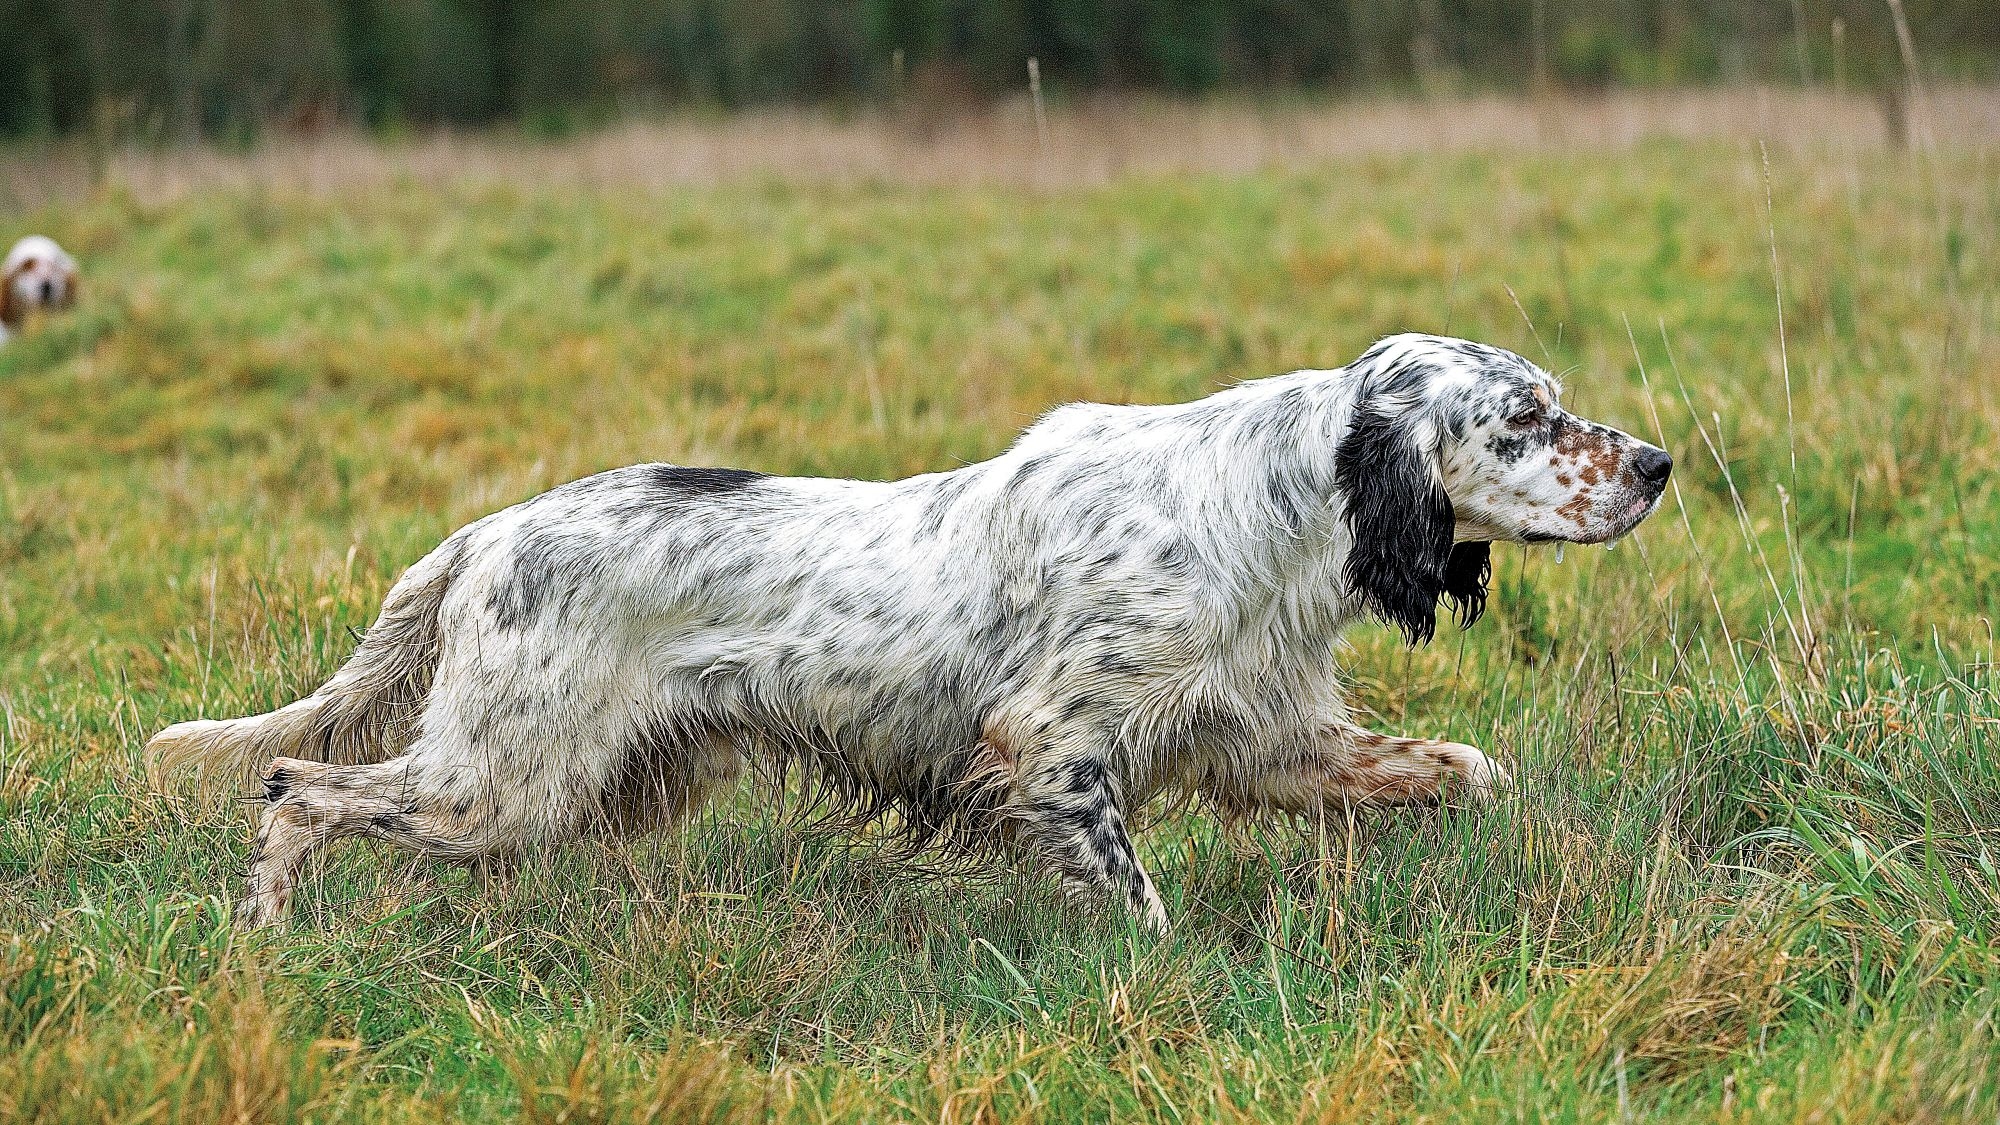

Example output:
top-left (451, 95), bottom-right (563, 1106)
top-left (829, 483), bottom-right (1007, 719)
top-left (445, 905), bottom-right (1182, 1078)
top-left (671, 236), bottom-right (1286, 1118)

top-left (1335, 333), bottom-right (1671, 642)
top-left (2, 236), bottom-right (80, 335)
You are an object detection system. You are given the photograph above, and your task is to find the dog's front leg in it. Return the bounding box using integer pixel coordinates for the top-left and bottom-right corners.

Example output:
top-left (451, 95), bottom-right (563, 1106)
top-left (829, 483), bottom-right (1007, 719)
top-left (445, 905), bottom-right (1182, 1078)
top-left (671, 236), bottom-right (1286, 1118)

top-left (1009, 736), bottom-right (1170, 933)
top-left (1241, 722), bottom-right (1509, 813)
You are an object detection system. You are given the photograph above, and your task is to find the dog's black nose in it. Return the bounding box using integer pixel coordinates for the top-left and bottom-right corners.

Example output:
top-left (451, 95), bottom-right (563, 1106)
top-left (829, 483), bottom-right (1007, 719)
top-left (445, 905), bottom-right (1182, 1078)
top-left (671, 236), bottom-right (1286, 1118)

top-left (1633, 446), bottom-right (1673, 485)
top-left (39, 280), bottom-right (53, 302)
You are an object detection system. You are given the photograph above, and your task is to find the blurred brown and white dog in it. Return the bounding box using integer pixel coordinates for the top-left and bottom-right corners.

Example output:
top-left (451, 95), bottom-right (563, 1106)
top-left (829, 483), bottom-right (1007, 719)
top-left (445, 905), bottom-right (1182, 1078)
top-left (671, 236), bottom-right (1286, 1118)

top-left (1, 236), bottom-right (80, 345)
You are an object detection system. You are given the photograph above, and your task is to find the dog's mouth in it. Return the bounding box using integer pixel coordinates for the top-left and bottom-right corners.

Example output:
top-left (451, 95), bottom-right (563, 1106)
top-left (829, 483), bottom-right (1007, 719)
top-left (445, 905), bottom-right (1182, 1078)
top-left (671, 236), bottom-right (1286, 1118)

top-left (1520, 487), bottom-right (1665, 546)
top-left (1583, 488), bottom-right (1666, 544)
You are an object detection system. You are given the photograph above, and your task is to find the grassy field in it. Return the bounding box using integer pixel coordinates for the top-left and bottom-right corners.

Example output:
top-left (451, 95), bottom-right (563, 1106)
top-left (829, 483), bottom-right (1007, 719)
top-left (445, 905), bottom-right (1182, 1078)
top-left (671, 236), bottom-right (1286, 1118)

top-left (2, 111), bottom-right (1998, 1121)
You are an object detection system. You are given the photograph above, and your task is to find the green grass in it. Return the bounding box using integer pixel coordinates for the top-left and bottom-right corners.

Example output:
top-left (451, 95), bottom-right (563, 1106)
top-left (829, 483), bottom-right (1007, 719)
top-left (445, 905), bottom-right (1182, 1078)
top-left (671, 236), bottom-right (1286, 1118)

top-left (3, 136), bottom-right (1999, 1122)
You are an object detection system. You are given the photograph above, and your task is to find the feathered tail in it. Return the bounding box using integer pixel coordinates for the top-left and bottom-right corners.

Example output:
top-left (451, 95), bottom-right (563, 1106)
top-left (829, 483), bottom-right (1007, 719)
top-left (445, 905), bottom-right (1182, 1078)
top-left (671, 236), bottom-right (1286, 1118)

top-left (147, 537), bottom-right (465, 792)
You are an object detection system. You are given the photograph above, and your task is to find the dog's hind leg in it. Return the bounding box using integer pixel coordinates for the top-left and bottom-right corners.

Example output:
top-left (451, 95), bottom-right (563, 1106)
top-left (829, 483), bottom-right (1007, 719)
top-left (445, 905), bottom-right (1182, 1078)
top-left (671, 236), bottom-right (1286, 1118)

top-left (1011, 742), bottom-right (1169, 932)
top-left (239, 755), bottom-right (525, 926)
top-left (237, 695), bottom-right (704, 925)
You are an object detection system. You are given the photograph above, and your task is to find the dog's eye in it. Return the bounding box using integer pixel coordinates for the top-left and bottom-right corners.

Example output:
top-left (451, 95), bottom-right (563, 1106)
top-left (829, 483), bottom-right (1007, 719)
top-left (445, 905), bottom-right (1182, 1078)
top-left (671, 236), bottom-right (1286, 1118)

top-left (1508, 407), bottom-right (1541, 427)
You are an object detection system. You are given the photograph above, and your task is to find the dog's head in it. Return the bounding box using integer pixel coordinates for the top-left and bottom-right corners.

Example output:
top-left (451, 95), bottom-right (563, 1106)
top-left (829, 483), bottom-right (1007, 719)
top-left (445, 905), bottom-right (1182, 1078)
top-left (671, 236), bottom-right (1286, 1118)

top-left (2, 236), bottom-right (79, 330)
top-left (1334, 333), bottom-right (1671, 643)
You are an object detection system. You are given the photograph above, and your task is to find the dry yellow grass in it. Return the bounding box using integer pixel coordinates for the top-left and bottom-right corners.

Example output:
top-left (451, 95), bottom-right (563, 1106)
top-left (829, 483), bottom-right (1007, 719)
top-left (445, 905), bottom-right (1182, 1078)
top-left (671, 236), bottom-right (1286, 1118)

top-left (4, 85), bottom-right (1997, 212)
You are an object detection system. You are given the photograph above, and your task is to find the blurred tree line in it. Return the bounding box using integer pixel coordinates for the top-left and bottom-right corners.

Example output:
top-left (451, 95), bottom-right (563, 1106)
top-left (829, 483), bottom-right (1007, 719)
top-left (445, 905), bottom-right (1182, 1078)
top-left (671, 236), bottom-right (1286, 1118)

top-left (1, 0), bottom-right (1994, 139)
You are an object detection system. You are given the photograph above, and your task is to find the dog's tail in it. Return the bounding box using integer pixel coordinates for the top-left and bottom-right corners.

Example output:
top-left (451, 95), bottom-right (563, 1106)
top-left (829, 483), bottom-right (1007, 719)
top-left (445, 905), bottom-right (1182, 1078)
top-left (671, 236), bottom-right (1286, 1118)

top-left (148, 537), bottom-right (466, 792)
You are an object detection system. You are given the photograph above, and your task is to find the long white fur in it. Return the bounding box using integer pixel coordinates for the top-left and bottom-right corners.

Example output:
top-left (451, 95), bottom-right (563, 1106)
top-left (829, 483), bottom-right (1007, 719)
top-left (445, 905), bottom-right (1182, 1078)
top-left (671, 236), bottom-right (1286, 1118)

top-left (148, 333), bottom-right (1671, 928)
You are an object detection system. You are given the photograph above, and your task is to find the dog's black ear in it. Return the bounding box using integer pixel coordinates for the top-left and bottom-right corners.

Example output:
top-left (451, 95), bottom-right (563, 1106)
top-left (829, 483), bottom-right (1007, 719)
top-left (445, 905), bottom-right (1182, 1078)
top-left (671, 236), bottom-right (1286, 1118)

top-left (1442, 541), bottom-right (1491, 630)
top-left (1335, 405), bottom-right (1455, 644)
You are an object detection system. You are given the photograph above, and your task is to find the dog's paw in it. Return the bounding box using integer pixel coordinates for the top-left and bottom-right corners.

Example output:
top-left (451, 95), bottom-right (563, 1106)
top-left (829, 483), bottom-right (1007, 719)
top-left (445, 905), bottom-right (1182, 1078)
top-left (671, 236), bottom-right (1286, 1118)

top-left (235, 889), bottom-right (287, 929)
top-left (1435, 742), bottom-right (1510, 804)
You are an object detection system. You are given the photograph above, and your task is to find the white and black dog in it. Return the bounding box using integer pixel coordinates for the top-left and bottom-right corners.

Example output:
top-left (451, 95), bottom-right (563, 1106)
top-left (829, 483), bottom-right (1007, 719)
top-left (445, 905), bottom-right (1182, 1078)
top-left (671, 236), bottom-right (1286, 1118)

top-left (150, 333), bottom-right (1671, 929)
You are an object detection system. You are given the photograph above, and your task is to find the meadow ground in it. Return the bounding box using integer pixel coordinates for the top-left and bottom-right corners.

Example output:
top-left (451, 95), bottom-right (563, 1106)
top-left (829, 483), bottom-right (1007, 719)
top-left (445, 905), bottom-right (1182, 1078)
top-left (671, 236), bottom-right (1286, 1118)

top-left (2, 91), bottom-right (1999, 1121)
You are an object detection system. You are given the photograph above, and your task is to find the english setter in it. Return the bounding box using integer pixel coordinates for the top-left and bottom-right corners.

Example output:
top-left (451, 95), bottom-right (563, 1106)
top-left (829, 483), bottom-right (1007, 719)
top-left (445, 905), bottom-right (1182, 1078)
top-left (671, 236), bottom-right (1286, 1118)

top-left (1, 236), bottom-right (79, 345)
top-left (150, 333), bottom-right (1671, 929)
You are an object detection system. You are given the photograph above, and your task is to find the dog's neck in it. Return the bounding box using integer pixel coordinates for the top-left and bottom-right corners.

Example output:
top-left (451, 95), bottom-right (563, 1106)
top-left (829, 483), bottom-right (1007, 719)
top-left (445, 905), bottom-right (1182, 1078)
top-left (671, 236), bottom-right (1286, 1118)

top-left (1159, 372), bottom-right (1369, 648)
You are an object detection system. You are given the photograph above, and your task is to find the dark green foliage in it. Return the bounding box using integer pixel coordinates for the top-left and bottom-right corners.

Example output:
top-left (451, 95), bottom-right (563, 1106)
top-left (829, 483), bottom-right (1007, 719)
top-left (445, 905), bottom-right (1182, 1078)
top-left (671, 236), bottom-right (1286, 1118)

top-left (2, 0), bottom-right (1997, 139)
